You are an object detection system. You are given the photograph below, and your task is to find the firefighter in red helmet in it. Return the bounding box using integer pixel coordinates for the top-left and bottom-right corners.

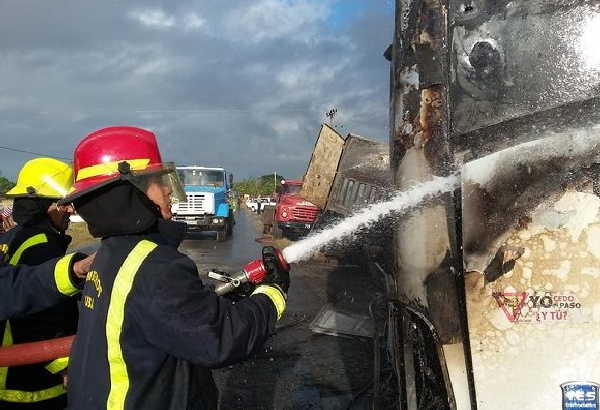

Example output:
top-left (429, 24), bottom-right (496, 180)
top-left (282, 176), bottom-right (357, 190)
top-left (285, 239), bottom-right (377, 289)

top-left (60, 126), bottom-right (290, 410)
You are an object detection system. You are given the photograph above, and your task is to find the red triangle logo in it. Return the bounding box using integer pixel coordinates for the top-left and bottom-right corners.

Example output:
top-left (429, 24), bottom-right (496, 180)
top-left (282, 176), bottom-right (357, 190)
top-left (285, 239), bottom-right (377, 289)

top-left (492, 292), bottom-right (528, 322)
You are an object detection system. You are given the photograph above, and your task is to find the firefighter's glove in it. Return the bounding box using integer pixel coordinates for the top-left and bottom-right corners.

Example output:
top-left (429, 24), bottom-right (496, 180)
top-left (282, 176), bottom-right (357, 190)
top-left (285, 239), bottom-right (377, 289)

top-left (262, 246), bottom-right (290, 295)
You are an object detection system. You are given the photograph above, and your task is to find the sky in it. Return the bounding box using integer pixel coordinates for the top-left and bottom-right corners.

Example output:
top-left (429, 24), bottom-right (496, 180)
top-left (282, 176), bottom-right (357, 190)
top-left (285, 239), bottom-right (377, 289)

top-left (0, 0), bottom-right (395, 181)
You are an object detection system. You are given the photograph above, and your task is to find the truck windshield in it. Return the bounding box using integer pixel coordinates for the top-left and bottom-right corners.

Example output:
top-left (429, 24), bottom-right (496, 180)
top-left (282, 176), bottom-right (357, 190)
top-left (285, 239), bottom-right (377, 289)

top-left (177, 169), bottom-right (224, 187)
top-left (282, 184), bottom-right (302, 194)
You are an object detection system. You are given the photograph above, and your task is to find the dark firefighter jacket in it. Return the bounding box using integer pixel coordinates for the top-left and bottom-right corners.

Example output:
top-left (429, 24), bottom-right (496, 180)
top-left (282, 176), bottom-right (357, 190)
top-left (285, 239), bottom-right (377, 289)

top-left (68, 220), bottom-right (284, 410)
top-left (0, 253), bottom-right (81, 321)
top-left (0, 222), bottom-right (79, 408)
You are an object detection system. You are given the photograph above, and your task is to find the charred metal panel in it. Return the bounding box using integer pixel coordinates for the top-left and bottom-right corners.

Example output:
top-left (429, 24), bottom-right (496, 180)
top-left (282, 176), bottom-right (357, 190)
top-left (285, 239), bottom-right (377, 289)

top-left (462, 143), bottom-right (600, 409)
top-left (390, 0), bottom-right (600, 408)
top-left (452, 95), bottom-right (600, 161)
top-left (390, 0), bottom-right (468, 408)
top-left (462, 133), bottom-right (600, 274)
top-left (451, 0), bottom-right (600, 134)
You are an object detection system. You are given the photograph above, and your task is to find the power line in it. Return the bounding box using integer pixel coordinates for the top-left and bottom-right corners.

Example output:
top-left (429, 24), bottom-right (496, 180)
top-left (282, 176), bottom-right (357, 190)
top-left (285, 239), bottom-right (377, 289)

top-left (0, 145), bottom-right (70, 161)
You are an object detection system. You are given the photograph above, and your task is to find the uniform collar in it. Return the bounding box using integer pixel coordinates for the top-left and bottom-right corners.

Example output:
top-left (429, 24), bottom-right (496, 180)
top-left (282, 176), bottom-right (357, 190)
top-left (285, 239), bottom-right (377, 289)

top-left (149, 219), bottom-right (187, 248)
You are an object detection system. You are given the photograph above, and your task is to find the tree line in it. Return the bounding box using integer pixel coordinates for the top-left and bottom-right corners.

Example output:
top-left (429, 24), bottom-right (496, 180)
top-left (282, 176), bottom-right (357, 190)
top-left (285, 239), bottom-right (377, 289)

top-left (0, 174), bottom-right (15, 194)
top-left (233, 174), bottom-right (285, 197)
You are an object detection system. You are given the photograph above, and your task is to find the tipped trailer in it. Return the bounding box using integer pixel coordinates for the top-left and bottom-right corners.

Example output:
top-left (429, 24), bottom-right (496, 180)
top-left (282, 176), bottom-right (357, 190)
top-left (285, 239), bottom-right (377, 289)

top-left (300, 123), bottom-right (391, 241)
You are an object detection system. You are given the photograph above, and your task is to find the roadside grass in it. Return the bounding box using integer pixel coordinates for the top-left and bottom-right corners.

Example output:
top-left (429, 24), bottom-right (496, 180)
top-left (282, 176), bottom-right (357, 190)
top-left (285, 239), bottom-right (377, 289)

top-left (66, 222), bottom-right (98, 251)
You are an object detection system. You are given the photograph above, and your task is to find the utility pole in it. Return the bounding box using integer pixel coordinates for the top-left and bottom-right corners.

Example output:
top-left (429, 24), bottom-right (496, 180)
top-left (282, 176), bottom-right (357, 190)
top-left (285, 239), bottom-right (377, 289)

top-left (325, 108), bottom-right (337, 125)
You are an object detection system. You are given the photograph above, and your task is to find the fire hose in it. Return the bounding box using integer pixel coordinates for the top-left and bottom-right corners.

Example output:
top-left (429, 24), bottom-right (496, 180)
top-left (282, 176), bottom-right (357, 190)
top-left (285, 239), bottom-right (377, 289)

top-left (0, 335), bottom-right (74, 367)
top-left (0, 247), bottom-right (289, 367)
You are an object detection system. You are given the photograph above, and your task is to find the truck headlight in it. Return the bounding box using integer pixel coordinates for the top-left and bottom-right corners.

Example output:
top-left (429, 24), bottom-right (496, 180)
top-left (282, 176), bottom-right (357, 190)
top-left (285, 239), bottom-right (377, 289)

top-left (281, 211), bottom-right (288, 218)
top-left (213, 218), bottom-right (221, 224)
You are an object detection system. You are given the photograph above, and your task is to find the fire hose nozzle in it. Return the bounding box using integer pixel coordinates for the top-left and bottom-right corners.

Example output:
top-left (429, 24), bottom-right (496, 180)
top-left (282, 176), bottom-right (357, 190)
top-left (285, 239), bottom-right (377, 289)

top-left (214, 247), bottom-right (288, 296)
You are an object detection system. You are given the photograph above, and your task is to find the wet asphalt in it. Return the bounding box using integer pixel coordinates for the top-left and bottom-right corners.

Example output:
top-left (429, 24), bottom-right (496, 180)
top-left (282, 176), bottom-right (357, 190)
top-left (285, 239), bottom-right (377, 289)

top-left (180, 209), bottom-right (375, 410)
top-left (180, 206), bottom-right (263, 275)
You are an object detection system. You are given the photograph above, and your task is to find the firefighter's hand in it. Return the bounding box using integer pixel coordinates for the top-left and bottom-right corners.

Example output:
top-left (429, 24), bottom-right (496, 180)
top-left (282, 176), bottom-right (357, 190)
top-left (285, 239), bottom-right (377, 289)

top-left (224, 282), bottom-right (256, 302)
top-left (262, 246), bottom-right (290, 294)
top-left (73, 252), bottom-right (96, 279)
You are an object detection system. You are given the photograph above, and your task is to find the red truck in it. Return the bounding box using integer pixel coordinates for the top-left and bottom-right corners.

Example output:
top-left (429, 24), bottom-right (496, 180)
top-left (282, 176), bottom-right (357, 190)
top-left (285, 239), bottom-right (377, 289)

top-left (273, 179), bottom-right (319, 239)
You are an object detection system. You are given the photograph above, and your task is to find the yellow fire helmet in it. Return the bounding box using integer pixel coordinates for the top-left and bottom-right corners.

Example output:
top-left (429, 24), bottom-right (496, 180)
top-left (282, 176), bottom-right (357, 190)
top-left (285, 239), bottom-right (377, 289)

top-left (5, 157), bottom-right (74, 199)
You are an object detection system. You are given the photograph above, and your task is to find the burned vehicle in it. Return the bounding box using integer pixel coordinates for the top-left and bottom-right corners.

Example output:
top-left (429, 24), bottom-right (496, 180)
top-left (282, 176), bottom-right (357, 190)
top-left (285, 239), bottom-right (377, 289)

top-left (383, 0), bottom-right (600, 409)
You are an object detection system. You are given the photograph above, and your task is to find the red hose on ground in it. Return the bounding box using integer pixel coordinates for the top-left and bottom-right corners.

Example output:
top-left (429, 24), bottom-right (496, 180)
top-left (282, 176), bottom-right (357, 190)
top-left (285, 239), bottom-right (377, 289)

top-left (0, 335), bottom-right (74, 367)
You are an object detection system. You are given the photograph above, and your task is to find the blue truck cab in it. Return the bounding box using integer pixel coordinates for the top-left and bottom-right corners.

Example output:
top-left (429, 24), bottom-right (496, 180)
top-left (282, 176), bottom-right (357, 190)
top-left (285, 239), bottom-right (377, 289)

top-left (171, 166), bottom-right (233, 241)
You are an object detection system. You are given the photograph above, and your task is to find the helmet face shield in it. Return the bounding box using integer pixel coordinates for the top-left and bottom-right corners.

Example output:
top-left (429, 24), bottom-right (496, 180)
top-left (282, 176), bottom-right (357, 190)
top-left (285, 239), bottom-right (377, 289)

top-left (128, 162), bottom-right (186, 204)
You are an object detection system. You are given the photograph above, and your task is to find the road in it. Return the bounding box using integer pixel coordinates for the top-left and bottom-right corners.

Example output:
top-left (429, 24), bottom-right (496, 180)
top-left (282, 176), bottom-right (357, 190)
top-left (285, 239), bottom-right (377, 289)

top-left (180, 209), bottom-right (376, 410)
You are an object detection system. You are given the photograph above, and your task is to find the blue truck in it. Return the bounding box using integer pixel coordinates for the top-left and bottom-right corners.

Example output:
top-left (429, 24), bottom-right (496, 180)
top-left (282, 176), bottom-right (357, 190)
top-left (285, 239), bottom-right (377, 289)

top-left (171, 166), bottom-right (233, 241)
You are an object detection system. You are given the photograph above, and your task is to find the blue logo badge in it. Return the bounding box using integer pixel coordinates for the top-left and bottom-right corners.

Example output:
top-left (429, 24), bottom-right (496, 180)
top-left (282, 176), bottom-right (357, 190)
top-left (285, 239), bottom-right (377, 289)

top-left (561, 382), bottom-right (600, 409)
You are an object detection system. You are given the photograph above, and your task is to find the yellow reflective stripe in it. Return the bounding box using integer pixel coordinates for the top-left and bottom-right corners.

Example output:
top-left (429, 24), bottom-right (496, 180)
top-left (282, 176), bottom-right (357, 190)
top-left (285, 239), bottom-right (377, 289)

top-left (45, 357), bottom-right (69, 374)
top-left (0, 385), bottom-right (65, 403)
top-left (0, 321), bottom-right (13, 389)
top-left (106, 240), bottom-right (157, 410)
top-left (0, 321), bottom-right (65, 404)
top-left (0, 244), bottom-right (8, 263)
top-left (76, 158), bottom-right (150, 181)
top-left (54, 253), bottom-right (79, 296)
top-left (8, 233), bottom-right (48, 265)
top-left (0, 234), bottom-right (68, 404)
top-left (252, 285), bottom-right (286, 320)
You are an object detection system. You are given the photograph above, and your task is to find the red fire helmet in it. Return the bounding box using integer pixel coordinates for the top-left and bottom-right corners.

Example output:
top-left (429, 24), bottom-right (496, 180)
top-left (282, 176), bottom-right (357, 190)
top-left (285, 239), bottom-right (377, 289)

top-left (60, 126), bottom-right (184, 204)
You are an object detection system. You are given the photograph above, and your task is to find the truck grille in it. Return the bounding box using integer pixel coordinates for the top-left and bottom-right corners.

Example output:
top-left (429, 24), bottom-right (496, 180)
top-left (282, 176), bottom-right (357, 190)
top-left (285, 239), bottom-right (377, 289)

top-left (175, 194), bottom-right (209, 214)
top-left (291, 206), bottom-right (319, 221)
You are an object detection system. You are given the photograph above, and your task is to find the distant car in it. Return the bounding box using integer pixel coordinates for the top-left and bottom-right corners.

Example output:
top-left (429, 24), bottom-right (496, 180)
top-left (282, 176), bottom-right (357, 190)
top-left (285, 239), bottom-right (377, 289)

top-left (249, 198), bottom-right (275, 212)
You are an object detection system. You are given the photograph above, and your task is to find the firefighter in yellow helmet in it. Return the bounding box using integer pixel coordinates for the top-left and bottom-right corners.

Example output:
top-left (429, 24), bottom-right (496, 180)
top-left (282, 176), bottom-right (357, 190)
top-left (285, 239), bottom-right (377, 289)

top-left (0, 157), bottom-right (78, 409)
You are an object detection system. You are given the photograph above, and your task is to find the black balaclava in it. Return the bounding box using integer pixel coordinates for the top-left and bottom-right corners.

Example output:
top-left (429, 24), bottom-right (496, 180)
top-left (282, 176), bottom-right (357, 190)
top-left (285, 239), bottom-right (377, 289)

top-left (12, 197), bottom-right (54, 227)
top-left (73, 181), bottom-right (160, 238)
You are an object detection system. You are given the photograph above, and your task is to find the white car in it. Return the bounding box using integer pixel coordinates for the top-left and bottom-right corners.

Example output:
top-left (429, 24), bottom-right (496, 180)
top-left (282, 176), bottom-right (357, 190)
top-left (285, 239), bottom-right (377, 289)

top-left (249, 198), bottom-right (275, 212)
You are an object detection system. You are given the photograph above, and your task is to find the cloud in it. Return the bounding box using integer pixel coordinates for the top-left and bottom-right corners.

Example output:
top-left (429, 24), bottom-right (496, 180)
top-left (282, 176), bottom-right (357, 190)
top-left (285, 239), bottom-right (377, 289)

top-left (130, 9), bottom-right (176, 29)
top-left (0, 1), bottom-right (394, 181)
top-left (224, 0), bottom-right (333, 42)
top-left (129, 8), bottom-right (205, 32)
top-left (183, 13), bottom-right (206, 31)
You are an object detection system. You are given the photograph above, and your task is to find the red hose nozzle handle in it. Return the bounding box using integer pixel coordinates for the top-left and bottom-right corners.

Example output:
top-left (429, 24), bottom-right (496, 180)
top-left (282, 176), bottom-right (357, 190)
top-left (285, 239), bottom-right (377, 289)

top-left (214, 247), bottom-right (290, 296)
top-left (244, 259), bottom-right (267, 284)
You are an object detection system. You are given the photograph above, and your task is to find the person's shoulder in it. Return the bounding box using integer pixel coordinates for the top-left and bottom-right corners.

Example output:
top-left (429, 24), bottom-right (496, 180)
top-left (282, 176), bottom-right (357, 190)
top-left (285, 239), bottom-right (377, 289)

top-left (142, 241), bottom-right (198, 275)
top-left (136, 241), bottom-right (204, 302)
top-left (3, 225), bottom-right (35, 246)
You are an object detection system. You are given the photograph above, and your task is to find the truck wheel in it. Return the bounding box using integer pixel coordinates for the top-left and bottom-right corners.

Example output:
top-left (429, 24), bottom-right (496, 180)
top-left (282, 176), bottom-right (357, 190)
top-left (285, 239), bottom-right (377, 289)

top-left (273, 223), bottom-right (282, 239)
top-left (226, 220), bottom-right (233, 237)
top-left (216, 229), bottom-right (226, 242)
top-left (281, 227), bottom-right (294, 240)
